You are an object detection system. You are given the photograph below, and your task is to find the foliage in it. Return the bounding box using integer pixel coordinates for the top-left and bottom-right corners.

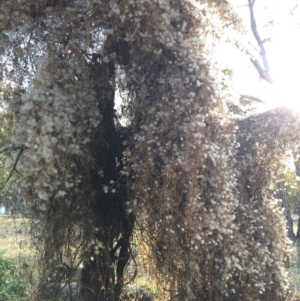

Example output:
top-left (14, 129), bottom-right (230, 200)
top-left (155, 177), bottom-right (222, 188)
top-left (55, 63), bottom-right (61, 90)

top-left (0, 253), bottom-right (28, 301)
top-left (0, 0), bottom-right (300, 301)
top-left (0, 86), bottom-right (21, 211)
top-left (284, 169), bottom-right (299, 207)
top-left (0, 86), bottom-right (22, 212)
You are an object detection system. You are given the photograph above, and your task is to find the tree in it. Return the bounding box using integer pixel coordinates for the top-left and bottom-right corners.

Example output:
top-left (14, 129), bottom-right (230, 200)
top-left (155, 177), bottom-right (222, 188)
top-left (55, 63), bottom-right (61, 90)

top-left (0, 86), bottom-right (22, 212)
top-left (0, 0), bottom-right (300, 301)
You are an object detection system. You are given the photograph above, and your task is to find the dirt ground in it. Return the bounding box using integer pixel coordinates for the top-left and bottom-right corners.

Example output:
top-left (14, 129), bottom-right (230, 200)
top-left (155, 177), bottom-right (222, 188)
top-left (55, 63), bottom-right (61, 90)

top-left (0, 215), bottom-right (32, 261)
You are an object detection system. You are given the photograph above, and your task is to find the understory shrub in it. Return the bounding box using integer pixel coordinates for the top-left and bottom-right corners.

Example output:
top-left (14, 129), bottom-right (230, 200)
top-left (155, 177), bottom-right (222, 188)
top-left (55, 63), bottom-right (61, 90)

top-left (0, 253), bottom-right (28, 301)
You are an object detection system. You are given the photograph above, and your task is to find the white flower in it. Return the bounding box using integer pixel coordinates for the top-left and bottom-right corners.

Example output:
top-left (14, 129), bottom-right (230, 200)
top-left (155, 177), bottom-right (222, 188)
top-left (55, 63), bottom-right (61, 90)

top-left (103, 185), bottom-right (108, 193)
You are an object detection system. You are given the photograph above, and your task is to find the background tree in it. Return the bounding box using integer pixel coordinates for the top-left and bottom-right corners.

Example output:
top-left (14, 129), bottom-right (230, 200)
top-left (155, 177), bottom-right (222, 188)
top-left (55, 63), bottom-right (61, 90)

top-left (0, 1), bottom-right (300, 301)
top-left (0, 86), bottom-right (22, 213)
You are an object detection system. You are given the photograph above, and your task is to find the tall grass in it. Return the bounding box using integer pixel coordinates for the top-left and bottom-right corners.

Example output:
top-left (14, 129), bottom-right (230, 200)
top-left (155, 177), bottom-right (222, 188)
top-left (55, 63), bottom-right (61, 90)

top-left (0, 252), bottom-right (29, 301)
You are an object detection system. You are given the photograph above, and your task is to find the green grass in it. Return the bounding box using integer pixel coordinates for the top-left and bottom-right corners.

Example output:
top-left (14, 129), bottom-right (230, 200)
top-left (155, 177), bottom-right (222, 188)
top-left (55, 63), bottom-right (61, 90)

top-left (0, 252), bottom-right (30, 301)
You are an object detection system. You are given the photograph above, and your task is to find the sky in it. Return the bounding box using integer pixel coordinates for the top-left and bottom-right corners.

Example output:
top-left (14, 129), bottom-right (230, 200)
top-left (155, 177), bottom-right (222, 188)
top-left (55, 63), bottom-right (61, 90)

top-left (228, 0), bottom-right (300, 113)
top-left (3, 0), bottom-right (300, 116)
top-left (114, 0), bottom-right (300, 122)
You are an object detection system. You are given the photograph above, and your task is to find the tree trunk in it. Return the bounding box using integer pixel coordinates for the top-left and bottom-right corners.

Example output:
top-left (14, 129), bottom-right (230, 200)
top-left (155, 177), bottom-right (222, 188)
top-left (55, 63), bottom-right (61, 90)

top-left (81, 254), bottom-right (115, 301)
top-left (278, 181), bottom-right (295, 241)
top-left (296, 212), bottom-right (300, 238)
top-left (80, 55), bottom-right (133, 301)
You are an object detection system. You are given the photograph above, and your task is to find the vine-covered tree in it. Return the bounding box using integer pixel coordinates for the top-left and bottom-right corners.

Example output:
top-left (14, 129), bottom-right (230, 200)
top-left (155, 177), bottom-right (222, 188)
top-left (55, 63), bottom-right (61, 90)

top-left (0, 0), bottom-right (300, 301)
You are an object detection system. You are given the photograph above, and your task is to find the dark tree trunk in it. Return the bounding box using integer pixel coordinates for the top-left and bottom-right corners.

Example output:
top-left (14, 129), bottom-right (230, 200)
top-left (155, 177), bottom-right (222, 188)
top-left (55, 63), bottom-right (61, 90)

top-left (80, 55), bottom-right (134, 301)
top-left (81, 253), bottom-right (116, 301)
top-left (296, 213), bottom-right (300, 239)
top-left (278, 182), bottom-right (295, 241)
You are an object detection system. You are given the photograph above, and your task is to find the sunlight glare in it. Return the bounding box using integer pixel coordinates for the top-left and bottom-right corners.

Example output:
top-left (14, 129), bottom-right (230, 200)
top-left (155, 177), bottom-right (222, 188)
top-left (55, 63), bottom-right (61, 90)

top-left (263, 10), bottom-right (300, 114)
top-left (265, 78), bottom-right (300, 114)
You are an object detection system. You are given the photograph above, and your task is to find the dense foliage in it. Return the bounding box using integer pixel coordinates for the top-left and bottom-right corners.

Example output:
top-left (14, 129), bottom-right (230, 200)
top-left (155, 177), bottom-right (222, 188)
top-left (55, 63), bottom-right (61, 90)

top-left (0, 253), bottom-right (28, 301)
top-left (0, 86), bottom-right (21, 212)
top-left (1, 0), bottom-right (300, 300)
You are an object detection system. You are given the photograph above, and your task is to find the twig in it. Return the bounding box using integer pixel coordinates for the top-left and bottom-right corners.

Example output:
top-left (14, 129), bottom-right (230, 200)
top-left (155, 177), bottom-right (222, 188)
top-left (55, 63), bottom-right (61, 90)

top-left (5, 147), bottom-right (26, 183)
top-left (247, 0), bottom-right (273, 84)
top-left (0, 145), bottom-right (26, 154)
top-left (223, 19), bottom-right (240, 28)
top-left (129, 25), bottom-right (138, 40)
top-left (240, 94), bottom-right (266, 104)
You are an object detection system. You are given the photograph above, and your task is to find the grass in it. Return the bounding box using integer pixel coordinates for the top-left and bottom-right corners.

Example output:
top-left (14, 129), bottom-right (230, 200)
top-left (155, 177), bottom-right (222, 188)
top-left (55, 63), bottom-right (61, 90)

top-left (0, 252), bottom-right (30, 301)
top-left (0, 216), bottom-right (36, 301)
top-left (1, 215), bottom-right (300, 300)
top-left (0, 216), bottom-right (32, 260)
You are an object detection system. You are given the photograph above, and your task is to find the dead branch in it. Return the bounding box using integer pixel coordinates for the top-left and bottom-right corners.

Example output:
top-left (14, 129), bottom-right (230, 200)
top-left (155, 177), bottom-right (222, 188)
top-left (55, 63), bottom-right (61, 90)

top-left (0, 145), bottom-right (26, 154)
top-left (248, 0), bottom-right (273, 84)
top-left (5, 147), bottom-right (26, 183)
top-left (240, 94), bottom-right (265, 104)
top-left (0, 145), bottom-right (27, 183)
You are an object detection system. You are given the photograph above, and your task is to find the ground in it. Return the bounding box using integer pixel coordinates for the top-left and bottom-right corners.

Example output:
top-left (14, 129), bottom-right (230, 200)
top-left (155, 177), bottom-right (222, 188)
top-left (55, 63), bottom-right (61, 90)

top-left (1, 215), bottom-right (300, 300)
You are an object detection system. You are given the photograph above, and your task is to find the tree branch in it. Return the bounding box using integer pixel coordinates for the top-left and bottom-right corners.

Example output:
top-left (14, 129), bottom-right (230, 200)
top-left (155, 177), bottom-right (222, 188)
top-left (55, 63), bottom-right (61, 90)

top-left (5, 148), bottom-right (26, 183)
top-left (240, 94), bottom-right (266, 104)
top-left (0, 145), bottom-right (27, 183)
top-left (249, 57), bottom-right (272, 84)
top-left (248, 0), bottom-right (273, 84)
top-left (0, 145), bottom-right (26, 154)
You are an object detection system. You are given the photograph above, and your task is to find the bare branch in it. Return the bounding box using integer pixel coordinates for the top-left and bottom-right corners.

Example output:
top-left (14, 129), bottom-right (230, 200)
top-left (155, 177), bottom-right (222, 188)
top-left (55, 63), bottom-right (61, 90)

top-left (0, 145), bottom-right (26, 154)
top-left (247, 0), bottom-right (273, 84)
top-left (240, 94), bottom-right (266, 104)
top-left (0, 145), bottom-right (27, 183)
top-left (5, 147), bottom-right (26, 183)
top-left (250, 57), bottom-right (273, 84)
